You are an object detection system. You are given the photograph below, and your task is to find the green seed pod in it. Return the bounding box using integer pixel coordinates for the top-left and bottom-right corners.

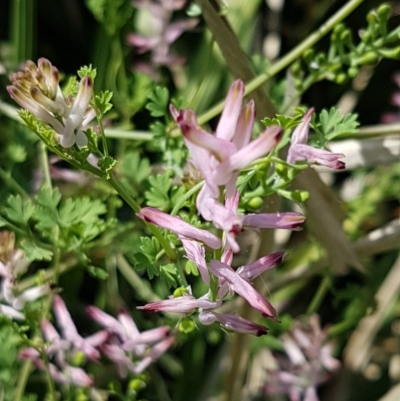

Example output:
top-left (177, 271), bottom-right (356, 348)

top-left (360, 51), bottom-right (379, 64)
top-left (378, 47), bottom-right (400, 59)
top-left (246, 196), bottom-right (263, 211)
top-left (335, 73), bottom-right (348, 85)
top-left (129, 378), bottom-right (145, 392)
top-left (173, 286), bottom-right (189, 298)
top-left (348, 66), bottom-right (359, 79)
top-left (179, 317), bottom-right (196, 333)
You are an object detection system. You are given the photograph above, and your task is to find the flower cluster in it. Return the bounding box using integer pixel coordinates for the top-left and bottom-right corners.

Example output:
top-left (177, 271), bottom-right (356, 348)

top-left (128, 0), bottom-right (198, 79)
top-left (20, 296), bottom-right (174, 388)
top-left (87, 306), bottom-right (174, 378)
top-left (170, 80), bottom-right (304, 252)
top-left (0, 232), bottom-right (50, 320)
top-left (7, 58), bottom-right (95, 148)
top-left (136, 80), bottom-right (307, 335)
top-left (264, 315), bottom-right (340, 401)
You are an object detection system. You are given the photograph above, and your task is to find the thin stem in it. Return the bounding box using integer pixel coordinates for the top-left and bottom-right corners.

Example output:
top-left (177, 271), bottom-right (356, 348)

top-left (174, 260), bottom-right (188, 288)
top-left (170, 181), bottom-right (204, 216)
top-left (116, 254), bottom-right (160, 302)
top-left (42, 351), bottom-right (57, 401)
top-left (105, 128), bottom-right (154, 140)
top-left (197, 0), bottom-right (365, 126)
top-left (306, 275), bottom-right (332, 315)
top-left (38, 142), bottom-right (52, 189)
top-left (108, 175), bottom-right (177, 262)
top-left (0, 168), bottom-right (29, 199)
top-left (13, 360), bottom-right (32, 401)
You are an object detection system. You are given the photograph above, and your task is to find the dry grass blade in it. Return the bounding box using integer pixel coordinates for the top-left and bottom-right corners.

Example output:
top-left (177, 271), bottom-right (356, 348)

top-left (377, 383), bottom-right (400, 401)
top-left (292, 169), bottom-right (364, 274)
top-left (344, 252), bottom-right (400, 371)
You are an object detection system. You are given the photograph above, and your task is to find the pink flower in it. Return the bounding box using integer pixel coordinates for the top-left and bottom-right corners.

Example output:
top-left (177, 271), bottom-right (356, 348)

top-left (287, 108), bottom-right (345, 170)
top-left (209, 260), bottom-right (277, 319)
top-left (199, 311), bottom-right (268, 336)
top-left (137, 294), bottom-right (221, 314)
top-left (88, 307), bottom-right (174, 378)
top-left (242, 212), bottom-right (305, 231)
top-left (127, 0), bottom-right (198, 79)
top-left (137, 207), bottom-right (222, 249)
top-left (264, 315), bottom-right (341, 401)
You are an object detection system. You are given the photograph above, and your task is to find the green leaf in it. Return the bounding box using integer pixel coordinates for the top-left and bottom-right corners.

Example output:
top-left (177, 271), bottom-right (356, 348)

top-left (146, 86), bottom-right (169, 117)
top-left (140, 236), bottom-right (161, 258)
top-left (77, 65), bottom-right (97, 81)
top-left (94, 90), bottom-right (113, 116)
top-left (160, 263), bottom-right (178, 288)
top-left (35, 188), bottom-right (62, 211)
top-left (133, 252), bottom-right (159, 279)
top-left (145, 174), bottom-right (172, 211)
top-left (20, 240), bottom-right (53, 261)
top-left (120, 151), bottom-right (151, 184)
top-left (87, 266), bottom-right (109, 280)
top-left (97, 155), bottom-right (117, 177)
top-left (4, 195), bottom-right (36, 225)
top-left (315, 107), bottom-right (359, 141)
top-left (184, 260), bottom-right (199, 276)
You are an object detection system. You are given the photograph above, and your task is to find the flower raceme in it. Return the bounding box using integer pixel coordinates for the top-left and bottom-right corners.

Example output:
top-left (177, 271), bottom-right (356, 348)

top-left (7, 58), bottom-right (95, 148)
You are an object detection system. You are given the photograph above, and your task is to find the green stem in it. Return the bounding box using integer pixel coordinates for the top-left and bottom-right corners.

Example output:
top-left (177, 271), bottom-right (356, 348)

top-left (116, 254), bottom-right (160, 301)
top-left (306, 275), bottom-right (331, 315)
top-left (0, 168), bottom-right (29, 199)
top-left (42, 351), bottom-right (57, 401)
top-left (197, 0), bottom-right (365, 125)
top-left (38, 142), bottom-right (52, 189)
top-left (108, 175), bottom-right (177, 261)
top-left (174, 260), bottom-right (188, 288)
top-left (170, 181), bottom-right (204, 216)
top-left (13, 360), bottom-right (32, 401)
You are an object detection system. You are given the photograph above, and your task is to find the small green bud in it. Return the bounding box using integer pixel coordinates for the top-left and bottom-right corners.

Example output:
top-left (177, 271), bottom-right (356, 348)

top-left (179, 317), bottom-right (196, 334)
top-left (359, 51), bottom-right (379, 64)
top-left (366, 11), bottom-right (378, 24)
top-left (360, 30), bottom-right (372, 43)
top-left (72, 351), bottom-right (85, 367)
top-left (129, 378), bottom-right (145, 392)
top-left (75, 392), bottom-right (88, 401)
top-left (294, 79), bottom-right (303, 90)
top-left (173, 287), bottom-right (188, 298)
top-left (246, 196), bottom-right (263, 211)
top-left (275, 163), bottom-right (289, 180)
top-left (303, 49), bottom-right (314, 64)
top-left (290, 61), bottom-right (302, 75)
top-left (348, 67), bottom-right (359, 79)
top-left (334, 73), bottom-right (348, 85)
top-left (377, 3), bottom-right (391, 20)
top-left (340, 30), bottom-right (352, 44)
top-left (333, 23), bottom-right (345, 35)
